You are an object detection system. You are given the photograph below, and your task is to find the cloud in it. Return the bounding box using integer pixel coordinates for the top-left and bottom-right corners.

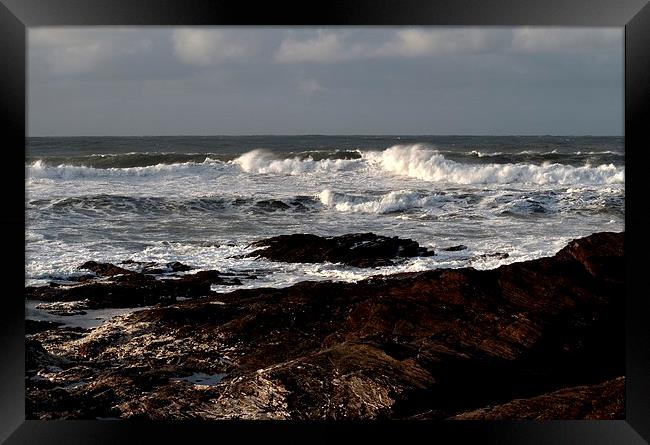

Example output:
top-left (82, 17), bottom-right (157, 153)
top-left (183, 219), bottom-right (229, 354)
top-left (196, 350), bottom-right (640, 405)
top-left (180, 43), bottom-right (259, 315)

top-left (29, 28), bottom-right (152, 75)
top-left (375, 29), bottom-right (508, 57)
top-left (274, 28), bottom-right (621, 63)
top-left (274, 31), bottom-right (367, 63)
top-left (171, 29), bottom-right (254, 66)
top-left (511, 28), bottom-right (622, 53)
top-left (275, 29), bottom-right (510, 63)
top-left (298, 78), bottom-right (326, 94)
top-left (27, 27), bottom-right (623, 136)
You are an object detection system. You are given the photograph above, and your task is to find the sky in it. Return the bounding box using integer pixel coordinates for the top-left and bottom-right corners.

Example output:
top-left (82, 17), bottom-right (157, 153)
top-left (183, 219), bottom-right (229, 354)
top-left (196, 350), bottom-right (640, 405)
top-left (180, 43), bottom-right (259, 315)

top-left (27, 27), bottom-right (623, 136)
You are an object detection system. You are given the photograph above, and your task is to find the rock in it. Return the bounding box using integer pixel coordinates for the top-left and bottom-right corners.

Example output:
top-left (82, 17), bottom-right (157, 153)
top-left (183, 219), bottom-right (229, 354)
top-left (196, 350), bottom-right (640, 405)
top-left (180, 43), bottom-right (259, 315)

top-left (120, 260), bottom-right (156, 267)
top-left (120, 260), bottom-right (193, 274)
top-left (345, 258), bottom-right (395, 268)
top-left (67, 274), bottom-right (97, 283)
top-left (26, 263), bottom-right (248, 309)
top-left (255, 199), bottom-right (291, 211)
top-left (246, 232), bottom-right (435, 267)
top-left (78, 261), bottom-right (135, 277)
top-left (556, 231), bottom-right (624, 279)
top-left (472, 252), bottom-right (509, 261)
top-left (166, 261), bottom-right (193, 272)
top-left (442, 245), bottom-right (467, 252)
top-left (26, 338), bottom-right (70, 373)
top-left (25, 319), bottom-right (64, 335)
top-left (448, 377), bottom-right (624, 420)
top-left (26, 231), bottom-right (624, 420)
top-left (142, 261), bottom-right (193, 275)
top-left (142, 268), bottom-right (166, 275)
top-left (173, 270), bottom-right (243, 290)
top-left (34, 300), bottom-right (90, 317)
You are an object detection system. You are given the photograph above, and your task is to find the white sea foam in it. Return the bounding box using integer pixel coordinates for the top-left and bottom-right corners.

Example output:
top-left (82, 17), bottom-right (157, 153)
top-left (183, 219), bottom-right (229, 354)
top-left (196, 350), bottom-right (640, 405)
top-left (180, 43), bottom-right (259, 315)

top-left (469, 150), bottom-right (503, 157)
top-left (232, 149), bottom-right (360, 175)
top-left (319, 189), bottom-right (438, 214)
top-left (574, 150), bottom-right (624, 156)
top-left (517, 149), bottom-right (559, 155)
top-left (28, 146), bottom-right (624, 187)
top-left (362, 144), bottom-right (624, 185)
top-left (27, 158), bottom-right (224, 179)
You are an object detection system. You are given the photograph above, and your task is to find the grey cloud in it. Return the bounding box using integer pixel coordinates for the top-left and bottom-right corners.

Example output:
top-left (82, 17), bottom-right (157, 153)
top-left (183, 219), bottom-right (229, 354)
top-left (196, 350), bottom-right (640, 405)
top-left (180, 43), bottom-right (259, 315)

top-left (171, 28), bottom-right (262, 66)
top-left (511, 27), bottom-right (622, 53)
top-left (27, 27), bottom-right (623, 136)
top-left (273, 28), bottom-right (512, 63)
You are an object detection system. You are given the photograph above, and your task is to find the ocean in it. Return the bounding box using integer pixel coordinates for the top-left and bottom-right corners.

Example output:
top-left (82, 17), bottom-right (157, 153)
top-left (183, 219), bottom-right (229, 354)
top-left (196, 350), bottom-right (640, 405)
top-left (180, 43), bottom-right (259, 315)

top-left (25, 135), bottom-right (625, 291)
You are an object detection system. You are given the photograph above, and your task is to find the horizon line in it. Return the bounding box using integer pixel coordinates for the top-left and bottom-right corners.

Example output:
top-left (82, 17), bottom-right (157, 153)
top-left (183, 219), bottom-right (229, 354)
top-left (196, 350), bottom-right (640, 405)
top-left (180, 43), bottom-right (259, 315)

top-left (26, 133), bottom-right (625, 138)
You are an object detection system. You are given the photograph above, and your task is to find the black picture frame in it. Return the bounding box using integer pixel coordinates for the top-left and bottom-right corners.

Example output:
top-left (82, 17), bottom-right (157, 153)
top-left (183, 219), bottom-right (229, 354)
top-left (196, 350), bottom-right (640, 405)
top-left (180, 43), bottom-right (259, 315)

top-left (1, 0), bottom-right (649, 443)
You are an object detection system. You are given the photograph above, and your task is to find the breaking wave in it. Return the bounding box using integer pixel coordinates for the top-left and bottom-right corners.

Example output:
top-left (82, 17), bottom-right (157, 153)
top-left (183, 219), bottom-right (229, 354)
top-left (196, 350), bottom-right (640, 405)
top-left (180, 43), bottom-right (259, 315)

top-left (318, 189), bottom-right (439, 214)
top-left (232, 149), bottom-right (362, 175)
top-left (27, 145), bottom-right (624, 186)
top-left (27, 158), bottom-right (224, 179)
top-left (362, 144), bottom-right (624, 185)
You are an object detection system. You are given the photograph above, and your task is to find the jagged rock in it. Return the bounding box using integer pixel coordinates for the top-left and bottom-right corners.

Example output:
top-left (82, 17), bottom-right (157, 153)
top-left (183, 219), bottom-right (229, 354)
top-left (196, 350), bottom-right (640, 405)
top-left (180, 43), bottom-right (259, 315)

top-left (246, 232), bottom-right (435, 267)
top-left (120, 260), bottom-right (193, 274)
top-left (25, 319), bottom-right (64, 335)
top-left (472, 252), bottom-right (509, 261)
top-left (555, 231), bottom-right (624, 279)
top-left (26, 338), bottom-right (70, 373)
top-left (26, 262), bottom-right (247, 309)
top-left (447, 377), bottom-right (625, 420)
top-left (166, 261), bottom-right (193, 272)
top-left (26, 232), bottom-right (624, 420)
top-left (66, 274), bottom-right (97, 283)
top-left (442, 245), bottom-right (467, 252)
top-left (79, 261), bottom-right (135, 277)
top-left (255, 199), bottom-right (291, 211)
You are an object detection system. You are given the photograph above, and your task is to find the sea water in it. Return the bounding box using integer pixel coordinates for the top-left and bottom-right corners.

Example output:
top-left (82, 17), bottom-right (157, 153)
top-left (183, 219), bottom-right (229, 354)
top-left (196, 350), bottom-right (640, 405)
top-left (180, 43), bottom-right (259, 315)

top-left (26, 135), bottom-right (624, 290)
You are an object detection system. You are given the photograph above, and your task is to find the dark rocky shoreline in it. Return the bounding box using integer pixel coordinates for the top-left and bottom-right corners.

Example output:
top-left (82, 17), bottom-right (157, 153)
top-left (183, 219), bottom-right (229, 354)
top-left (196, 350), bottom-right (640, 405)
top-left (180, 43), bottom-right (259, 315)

top-left (26, 231), bottom-right (624, 420)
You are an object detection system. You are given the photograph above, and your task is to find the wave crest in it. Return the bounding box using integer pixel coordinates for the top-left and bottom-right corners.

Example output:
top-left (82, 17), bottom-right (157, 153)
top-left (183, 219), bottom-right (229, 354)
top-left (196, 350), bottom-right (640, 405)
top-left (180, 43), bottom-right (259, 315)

top-left (27, 158), bottom-right (223, 179)
top-left (27, 145), bottom-right (625, 186)
top-left (319, 189), bottom-right (437, 214)
top-left (232, 149), bottom-right (361, 175)
top-left (363, 144), bottom-right (624, 185)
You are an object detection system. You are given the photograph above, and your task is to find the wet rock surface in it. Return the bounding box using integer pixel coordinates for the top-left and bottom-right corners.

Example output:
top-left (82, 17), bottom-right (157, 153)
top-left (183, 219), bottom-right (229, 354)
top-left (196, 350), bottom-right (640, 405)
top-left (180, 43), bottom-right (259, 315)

top-left (26, 260), bottom-right (252, 310)
top-left (26, 232), bottom-right (624, 420)
top-left (448, 376), bottom-right (625, 420)
top-left (442, 245), bottom-right (467, 252)
top-left (25, 319), bottom-right (64, 335)
top-left (120, 260), bottom-right (193, 275)
top-left (246, 232), bottom-right (435, 267)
